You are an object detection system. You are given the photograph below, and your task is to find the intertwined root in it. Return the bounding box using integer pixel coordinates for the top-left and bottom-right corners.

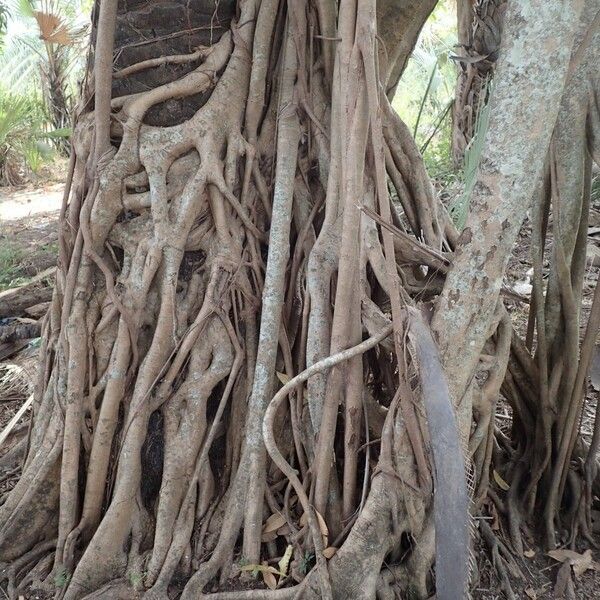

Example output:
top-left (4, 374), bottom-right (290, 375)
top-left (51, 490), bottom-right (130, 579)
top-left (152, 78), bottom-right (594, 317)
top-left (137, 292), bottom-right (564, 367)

top-left (0, 1), bottom-right (449, 596)
top-left (1, 1), bottom-right (599, 599)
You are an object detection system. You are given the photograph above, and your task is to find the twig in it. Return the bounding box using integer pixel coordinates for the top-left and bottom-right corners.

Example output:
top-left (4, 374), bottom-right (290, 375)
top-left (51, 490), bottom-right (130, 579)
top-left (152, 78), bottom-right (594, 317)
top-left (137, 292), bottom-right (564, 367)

top-left (0, 395), bottom-right (33, 447)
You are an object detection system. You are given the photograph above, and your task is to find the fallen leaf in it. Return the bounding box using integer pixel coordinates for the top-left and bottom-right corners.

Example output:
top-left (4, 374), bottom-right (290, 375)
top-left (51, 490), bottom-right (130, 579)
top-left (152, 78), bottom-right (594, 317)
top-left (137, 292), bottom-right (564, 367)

top-left (262, 512), bottom-right (286, 534)
top-left (322, 546), bottom-right (337, 559)
top-left (524, 549), bottom-right (536, 558)
top-left (240, 563), bottom-right (280, 575)
top-left (548, 549), bottom-right (581, 562)
top-left (524, 587), bottom-right (537, 599)
top-left (261, 530), bottom-right (277, 543)
top-left (315, 509), bottom-right (329, 538)
top-left (574, 549), bottom-right (593, 577)
top-left (278, 545), bottom-right (293, 577)
top-left (548, 548), bottom-right (600, 577)
top-left (493, 469), bottom-right (510, 491)
top-left (300, 509), bottom-right (329, 546)
top-left (276, 372), bottom-right (290, 385)
top-left (262, 562), bottom-right (278, 590)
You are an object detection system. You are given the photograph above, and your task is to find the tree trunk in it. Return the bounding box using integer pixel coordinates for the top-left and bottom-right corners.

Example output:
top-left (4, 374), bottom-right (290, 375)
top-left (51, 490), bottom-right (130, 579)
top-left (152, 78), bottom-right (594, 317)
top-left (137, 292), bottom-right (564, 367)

top-left (0, 1), bottom-right (597, 600)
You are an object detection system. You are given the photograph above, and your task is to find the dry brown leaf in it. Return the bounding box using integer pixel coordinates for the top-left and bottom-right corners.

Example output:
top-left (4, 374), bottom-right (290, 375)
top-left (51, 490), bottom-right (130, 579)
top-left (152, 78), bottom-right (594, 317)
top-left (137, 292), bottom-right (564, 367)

top-left (524, 587), bottom-right (537, 599)
top-left (572, 550), bottom-right (593, 577)
top-left (548, 548), bottom-right (583, 563)
top-left (33, 11), bottom-right (72, 45)
top-left (314, 509), bottom-right (329, 537)
top-left (493, 469), bottom-right (510, 491)
top-left (262, 563), bottom-right (278, 590)
top-left (240, 563), bottom-right (280, 575)
top-left (34, 11), bottom-right (60, 36)
top-left (322, 546), bottom-right (337, 559)
top-left (46, 26), bottom-right (71, 45)
top-left (548, 548), bottom-right (600, 577)
top-left (300, 509), bottom-right (329, 546)
top-left (261, 530), bottom-right (277, 543)
top-left (262, 513), bottom-right (286, 534)
top-left (276, 371), bottom-right (290, 385)
top-left (524, 549), bottom-right (536, 558)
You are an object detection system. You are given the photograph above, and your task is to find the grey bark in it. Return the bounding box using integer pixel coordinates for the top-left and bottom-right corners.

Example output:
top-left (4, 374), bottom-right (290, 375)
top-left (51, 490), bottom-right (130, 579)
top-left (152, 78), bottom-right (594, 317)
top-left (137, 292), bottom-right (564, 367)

top-left (432, 0), bottom-right (586, 430)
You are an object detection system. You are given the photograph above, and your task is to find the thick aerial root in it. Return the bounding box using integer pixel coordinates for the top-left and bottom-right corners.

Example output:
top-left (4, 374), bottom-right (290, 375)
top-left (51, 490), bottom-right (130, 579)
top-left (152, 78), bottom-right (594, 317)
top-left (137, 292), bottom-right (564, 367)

top-left (0, 407), bottom-right (62, 561)
top-left (0, 539), bottom-right (56, 599)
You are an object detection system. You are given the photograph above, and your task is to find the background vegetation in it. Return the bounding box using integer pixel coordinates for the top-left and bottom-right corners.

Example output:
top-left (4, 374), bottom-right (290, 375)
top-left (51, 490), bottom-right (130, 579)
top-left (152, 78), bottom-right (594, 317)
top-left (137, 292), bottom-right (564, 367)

top-left (0, 0), bottom-right (90, 185)
top-left (393, 0), bottom-right (457, 181)
top-left (0, 0), bottom-right (462, 188)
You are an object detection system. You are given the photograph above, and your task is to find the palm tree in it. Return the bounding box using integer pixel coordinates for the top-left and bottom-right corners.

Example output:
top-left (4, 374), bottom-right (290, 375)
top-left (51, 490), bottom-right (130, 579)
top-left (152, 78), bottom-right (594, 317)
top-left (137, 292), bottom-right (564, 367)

top-left (2, 0), bottom-right (89, 152)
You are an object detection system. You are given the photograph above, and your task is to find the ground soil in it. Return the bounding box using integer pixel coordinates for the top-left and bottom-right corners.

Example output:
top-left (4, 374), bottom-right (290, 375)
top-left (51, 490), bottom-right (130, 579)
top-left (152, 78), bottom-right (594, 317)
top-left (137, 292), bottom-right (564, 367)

top-left (0, 180), bottom-right (63, 295)
top-left (1, 180), bottom-right (599, 599)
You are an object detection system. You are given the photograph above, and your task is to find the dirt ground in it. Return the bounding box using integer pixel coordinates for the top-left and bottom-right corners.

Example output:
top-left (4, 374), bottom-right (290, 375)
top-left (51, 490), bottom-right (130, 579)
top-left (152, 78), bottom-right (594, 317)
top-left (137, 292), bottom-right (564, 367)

top-left (0, 181), bottom-right (599, 599)
top-left (0, 182), bottom-right (63, 291)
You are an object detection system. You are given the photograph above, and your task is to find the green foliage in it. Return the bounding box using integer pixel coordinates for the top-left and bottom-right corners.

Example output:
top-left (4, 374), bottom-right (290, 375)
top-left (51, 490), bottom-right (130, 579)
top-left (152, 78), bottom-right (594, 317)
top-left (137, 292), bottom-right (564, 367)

top-left (393, 0), bottom-right (457, 180)
top-left (298, 551), bottom-right (314, 575)
top-left (0, 242), bottom-right (26, 291)
top-left (0, 0), bottom-right (86, 182)
top-left (449, 80), bottom-right (493, 231)
top-left (392, 1), bottom-right (496, 231)
top-left (0, 2), bottom-right (8, 48)
top-left (54, 567), bottom-right (71, 588)
top-left (0, 89), bottom-right (50, 184)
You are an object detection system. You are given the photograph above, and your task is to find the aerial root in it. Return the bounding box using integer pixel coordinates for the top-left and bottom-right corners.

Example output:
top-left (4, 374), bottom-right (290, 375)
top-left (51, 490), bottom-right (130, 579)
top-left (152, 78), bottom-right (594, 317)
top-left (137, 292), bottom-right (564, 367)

top-left (479, 520), bottom-right (522, 600)
top-left (0, 540), bottom-right (56, 599)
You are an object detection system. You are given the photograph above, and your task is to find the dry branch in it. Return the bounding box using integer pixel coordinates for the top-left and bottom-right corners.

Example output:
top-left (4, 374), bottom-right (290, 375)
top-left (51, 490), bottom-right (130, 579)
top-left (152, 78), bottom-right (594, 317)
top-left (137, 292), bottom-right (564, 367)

top-left (0, 322), bottom-right (41, 343)
top-left (0, 267), bottom-right (55, 318)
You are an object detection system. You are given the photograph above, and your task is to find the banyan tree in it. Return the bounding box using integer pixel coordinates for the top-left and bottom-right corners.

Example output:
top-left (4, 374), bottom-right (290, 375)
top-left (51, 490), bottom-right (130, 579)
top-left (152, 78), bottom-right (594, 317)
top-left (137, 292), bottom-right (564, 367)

top-left (0, 1), bottom-right (599, 599)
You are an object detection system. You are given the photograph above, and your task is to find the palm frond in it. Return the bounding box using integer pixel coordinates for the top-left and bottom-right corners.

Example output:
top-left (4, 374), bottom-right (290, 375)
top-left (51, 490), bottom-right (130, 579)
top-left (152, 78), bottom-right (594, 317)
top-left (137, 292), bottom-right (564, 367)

top-left (449, 79), bottom-right (493, 231)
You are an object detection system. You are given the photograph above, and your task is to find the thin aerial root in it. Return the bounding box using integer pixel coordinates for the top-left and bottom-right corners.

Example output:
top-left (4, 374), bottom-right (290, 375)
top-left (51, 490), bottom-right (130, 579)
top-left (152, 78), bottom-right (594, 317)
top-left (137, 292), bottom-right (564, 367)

top-left (479, 521), bottom-right (519, 600)
top-left (114, 47), bottom-right (212, 79)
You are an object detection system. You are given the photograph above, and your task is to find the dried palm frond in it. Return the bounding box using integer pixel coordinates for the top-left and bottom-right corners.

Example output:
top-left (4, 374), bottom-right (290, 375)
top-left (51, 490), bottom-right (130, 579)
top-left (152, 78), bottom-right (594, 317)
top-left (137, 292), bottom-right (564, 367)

top-left (33, 10), bottom-right (72, 45)
top-left (0, 363), bottom-right (33, 403)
